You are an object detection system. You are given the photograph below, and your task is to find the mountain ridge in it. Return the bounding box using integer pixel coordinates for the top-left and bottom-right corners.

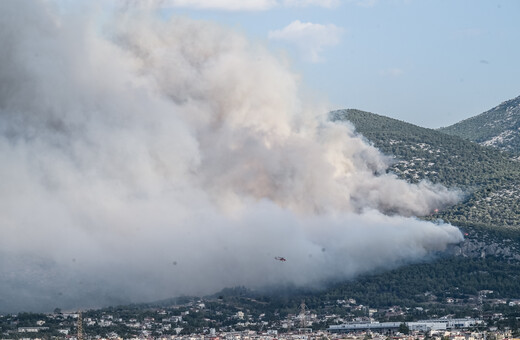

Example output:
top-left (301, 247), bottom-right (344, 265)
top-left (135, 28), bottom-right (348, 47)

top-left (438, 95), bottom-right (520, 154)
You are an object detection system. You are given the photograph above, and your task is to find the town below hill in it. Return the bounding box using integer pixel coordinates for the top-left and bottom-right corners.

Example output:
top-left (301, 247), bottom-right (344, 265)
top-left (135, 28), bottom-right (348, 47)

top-left (2, 287), bottom-right (520, 339)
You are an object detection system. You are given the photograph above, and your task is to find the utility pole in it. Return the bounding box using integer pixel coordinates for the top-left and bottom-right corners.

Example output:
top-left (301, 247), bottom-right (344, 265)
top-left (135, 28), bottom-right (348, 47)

top-left (77, 311), bottom-right (84, 340)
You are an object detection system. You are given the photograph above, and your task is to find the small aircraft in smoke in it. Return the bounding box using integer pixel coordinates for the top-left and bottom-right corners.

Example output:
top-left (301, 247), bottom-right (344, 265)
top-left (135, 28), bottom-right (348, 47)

top-left (274, 256), bottom-right (287, 262)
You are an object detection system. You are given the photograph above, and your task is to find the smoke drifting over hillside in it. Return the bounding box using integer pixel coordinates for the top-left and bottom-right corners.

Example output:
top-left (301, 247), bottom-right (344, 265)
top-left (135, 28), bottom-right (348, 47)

top-left (0, 1), bottom-right (462, 312)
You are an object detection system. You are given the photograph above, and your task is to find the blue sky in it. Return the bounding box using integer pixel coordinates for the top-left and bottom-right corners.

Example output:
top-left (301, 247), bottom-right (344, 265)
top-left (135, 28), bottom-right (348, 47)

top-left (156, 0), bottom-right (520, 128)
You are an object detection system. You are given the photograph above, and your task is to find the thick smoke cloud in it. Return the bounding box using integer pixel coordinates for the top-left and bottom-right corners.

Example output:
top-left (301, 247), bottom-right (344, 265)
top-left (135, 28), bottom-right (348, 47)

top-left (0, 1), bottom-right (462, 312)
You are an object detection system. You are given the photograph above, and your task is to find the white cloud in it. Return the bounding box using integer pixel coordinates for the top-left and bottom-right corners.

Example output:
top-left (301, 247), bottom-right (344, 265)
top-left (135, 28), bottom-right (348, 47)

top-left (170, 0), bottom-right (276, 10)
top-left (127, 0), bottom-right (338, 11)
top-left (268, 20), bottom-right (343, 63)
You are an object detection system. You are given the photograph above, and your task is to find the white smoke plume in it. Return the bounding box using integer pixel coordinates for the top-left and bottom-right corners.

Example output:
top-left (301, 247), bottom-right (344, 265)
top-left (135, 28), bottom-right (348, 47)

top-left (0, 1), bottom-right (462, 312)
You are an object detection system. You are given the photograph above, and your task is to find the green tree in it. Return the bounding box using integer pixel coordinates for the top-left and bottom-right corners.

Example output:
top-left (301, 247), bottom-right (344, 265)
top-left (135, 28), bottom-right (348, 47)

top-left (398, 323), bottom-right (409, 335)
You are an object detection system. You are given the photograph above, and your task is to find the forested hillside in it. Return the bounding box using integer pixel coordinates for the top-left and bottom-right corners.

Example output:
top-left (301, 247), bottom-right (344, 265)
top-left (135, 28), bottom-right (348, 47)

top-left (439, 95), bottom-right (520, 155)
top-left (330, 109), bottom-right (520, 230)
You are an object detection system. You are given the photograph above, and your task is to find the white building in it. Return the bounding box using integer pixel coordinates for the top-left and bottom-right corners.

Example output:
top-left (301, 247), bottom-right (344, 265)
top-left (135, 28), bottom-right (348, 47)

top-left (329, 318), bottom-right (482, 333)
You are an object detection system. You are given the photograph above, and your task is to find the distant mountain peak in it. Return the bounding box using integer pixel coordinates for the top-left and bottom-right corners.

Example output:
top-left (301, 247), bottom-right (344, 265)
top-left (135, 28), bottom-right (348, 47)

top-left (439, 95), bottom-right (520, 154)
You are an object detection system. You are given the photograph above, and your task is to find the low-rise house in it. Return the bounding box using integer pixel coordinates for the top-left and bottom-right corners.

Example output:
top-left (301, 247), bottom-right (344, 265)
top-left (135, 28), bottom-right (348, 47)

top-left (18, 326), bottom-right (49, 333)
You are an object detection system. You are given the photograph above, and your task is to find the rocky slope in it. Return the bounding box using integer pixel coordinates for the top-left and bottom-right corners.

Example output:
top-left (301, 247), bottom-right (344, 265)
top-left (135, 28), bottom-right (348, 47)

top-left (439, 95), bottom-right (520, 155)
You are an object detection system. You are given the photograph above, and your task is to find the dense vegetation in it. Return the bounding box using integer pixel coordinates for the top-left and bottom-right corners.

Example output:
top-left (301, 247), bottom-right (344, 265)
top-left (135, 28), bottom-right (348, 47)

top-left (228, 257), bottom-right (520, 313)
top-left (316, 257), bottom-right (520, 308)
top-left (330, 109), bottom-right (520, 230)
top-left (194, 258), bottom-right (519, 312)
top-left (438, 95), bottom-right (520, 154)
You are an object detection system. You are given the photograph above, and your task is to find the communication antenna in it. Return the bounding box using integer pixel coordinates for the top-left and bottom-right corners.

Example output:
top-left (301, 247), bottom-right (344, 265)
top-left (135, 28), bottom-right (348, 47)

top-left (77, 311), bottom-right (84, 340)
